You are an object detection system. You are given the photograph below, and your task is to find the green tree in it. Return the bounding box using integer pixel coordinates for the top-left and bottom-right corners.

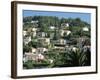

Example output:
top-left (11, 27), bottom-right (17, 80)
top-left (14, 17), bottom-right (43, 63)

top-left (53, 29), bottom-right (61, 40)
top-left (23, 44), bottom-right (31, 54)
top-left (65, 49), bottom-right (88, 66)
top-left (23, 60), bottom-right (33, 69)
top-left (84, 48), bottom-right (91, 66)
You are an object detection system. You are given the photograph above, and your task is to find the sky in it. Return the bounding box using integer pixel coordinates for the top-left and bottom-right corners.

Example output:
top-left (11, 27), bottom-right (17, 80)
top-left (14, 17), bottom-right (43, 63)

top-left (23, 10), bottom-right (91, 24)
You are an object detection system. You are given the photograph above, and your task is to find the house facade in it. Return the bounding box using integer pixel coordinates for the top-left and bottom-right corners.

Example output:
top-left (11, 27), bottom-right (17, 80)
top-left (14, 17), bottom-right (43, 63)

top-left (24, 36), bottom-right (31, 45)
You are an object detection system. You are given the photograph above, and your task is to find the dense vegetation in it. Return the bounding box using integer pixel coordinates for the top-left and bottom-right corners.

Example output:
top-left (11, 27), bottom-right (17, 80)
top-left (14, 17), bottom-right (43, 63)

top-left (23, 16), bottom-right (91, 69)
top-left (23, 16), bottom-right (90, 30)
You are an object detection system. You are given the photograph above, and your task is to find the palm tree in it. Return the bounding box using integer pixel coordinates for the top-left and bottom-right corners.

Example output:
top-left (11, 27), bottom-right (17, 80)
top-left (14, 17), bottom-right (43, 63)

top-left (84, 48), bottom-right (91, 66)
top-left (65, 48), bottom-right (88, 66)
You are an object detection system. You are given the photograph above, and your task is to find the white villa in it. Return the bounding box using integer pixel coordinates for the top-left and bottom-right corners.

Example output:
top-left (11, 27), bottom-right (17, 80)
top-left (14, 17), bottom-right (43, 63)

top-left (54, 46), bottom-right (65, 51)
top-left (65, 23), bottom-right (69, 27)
top-left (38, 38), bottom-right (50, 45)
top-left (23, 31), bottom-right (27, 36)
top-left (61, 23), bottom-right (69, 28)
top-left (32, 27), bottom-right (37, 31)
top-left (23, 52), bottom-right (36, 62)
top-left (48, 59), bottom-right (53, 64)
top-left (82, 27), bottom-right (89, 31)
top-left (44, 38), bottom-right (50, 45)
top-left (24, 36), bottom-right (31, 45)
top-left (32, 47), bottom-right (48, 54)
top-left (31, 20), bottom-right (38, 23)
top-left (58, 39), bottom-right (66, 45)
top-left (37, 48), bottom-right (48, 54)
top-left (31, 48), bottom-right (37, 53)
top-left (49, 26), bottom-right (55, 30)
top-left (65, 45), bottom-right (78, 52)
top-left (32, 28), bottom-right (37, 37)
top-left (60, 30), bottom-right (71, 36)
top-left (38, 54), bottom-right (45, 60)
top-left (37, 32), bottom-right (47, 38)
top-left (66, 30), bottom-right (71, 35)
top-left (23, 52), bottom-right (45, 62)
